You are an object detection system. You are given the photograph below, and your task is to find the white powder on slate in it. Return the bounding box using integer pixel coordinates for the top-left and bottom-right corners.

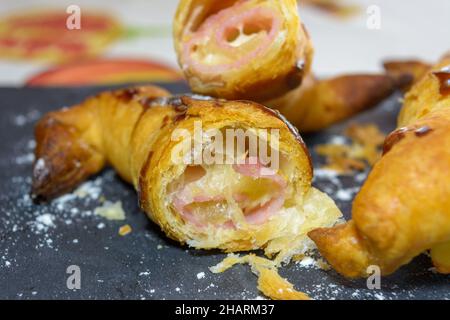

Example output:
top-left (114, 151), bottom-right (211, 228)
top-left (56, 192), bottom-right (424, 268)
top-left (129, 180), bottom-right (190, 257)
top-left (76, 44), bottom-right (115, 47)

top-left (335, 187), bottom-right (360, 201)
top-left (299, 257), bottom-right (315, 268)
top-left (374, 293), bottom-right (386, 300)
top-left (313, 168), bottom-right (342, 187)
top-left (355, 171), bottom-right (368, 182)
top-left (328, 135), bottom-right (347, 145)
top-left (196, 272), bottom-right (205, 279)
top-left (15, 153), bottom-right (35, 165)
top-left (33, 213), bottom-right (55, 233)
top-left (12, 110), bottom-right (41, 127)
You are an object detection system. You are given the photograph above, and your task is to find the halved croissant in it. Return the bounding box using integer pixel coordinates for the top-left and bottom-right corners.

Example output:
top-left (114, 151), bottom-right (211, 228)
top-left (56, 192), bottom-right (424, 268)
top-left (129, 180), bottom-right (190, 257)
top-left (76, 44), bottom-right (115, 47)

top-left (174, 0), bottom-right (397, 132)
top-left (309, 54), bottom-right (450, 277)
top-left (32, 85), bottom-right (341, 255)
top-left (174, 0), bottom-right (313, 101)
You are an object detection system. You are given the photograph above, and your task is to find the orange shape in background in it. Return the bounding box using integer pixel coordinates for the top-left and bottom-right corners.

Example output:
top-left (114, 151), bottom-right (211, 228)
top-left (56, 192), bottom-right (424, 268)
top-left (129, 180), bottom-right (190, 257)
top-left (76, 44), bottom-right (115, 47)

top-left (26, 58), bottom-right (183, 86)
top-left (0, 9), bottom-right (122, 64)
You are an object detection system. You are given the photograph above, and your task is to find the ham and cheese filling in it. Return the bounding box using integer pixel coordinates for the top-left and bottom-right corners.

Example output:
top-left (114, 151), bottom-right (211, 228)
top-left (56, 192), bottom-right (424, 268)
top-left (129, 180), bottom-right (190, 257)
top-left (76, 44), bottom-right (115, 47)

top-left (182, 0), bottom-right (281, 74)
top-left (170, 158), bottom-right (288, 230)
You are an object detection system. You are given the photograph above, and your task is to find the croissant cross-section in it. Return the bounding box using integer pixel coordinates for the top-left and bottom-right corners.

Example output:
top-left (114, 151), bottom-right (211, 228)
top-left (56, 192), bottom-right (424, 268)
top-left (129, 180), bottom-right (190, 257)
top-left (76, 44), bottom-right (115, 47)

top-left (31, 86), bottom-right (341, 257)
top-left (174, 0), bottom-right (314, 101)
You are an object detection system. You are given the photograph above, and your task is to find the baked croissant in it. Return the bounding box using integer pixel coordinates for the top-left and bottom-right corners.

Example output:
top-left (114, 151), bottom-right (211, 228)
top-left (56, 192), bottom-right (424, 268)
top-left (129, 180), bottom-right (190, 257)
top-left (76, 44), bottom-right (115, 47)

top-left (31, 85), bottom-right (341, 255)
top-left (174, 0), bottom-right (314, 101)
top-left (266, 73), bottom-right (396, 132)
top-left (174, 0), bottom-right (396, 132)
top-left (309, 54), bottom-right (450, 277)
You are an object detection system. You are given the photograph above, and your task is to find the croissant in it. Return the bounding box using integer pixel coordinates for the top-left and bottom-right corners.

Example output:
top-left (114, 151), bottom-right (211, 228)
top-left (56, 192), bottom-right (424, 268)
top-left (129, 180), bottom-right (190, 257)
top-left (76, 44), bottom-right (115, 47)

top-left (174, 0), bottom-right (313, 102)
top-left (174, 0), bottom-right (397, 132)
top-left (308, 54), bottom-right (450, 277)
top-left (31, 85), bottom-right (341, 255)
top-left (266, 73), bottom-right (397, 132)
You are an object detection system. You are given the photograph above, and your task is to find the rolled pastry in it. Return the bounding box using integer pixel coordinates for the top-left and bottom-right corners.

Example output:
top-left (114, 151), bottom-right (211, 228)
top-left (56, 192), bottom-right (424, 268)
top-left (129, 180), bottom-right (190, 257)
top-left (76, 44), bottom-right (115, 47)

top-left (174, 0), bottom-right (314, 101)
top-left (31, 86), bottom-right (341, 254)
top-left (174, 0), bottom-right (396, 132)
top-left (308, 54), bottom-right (450, 277)
top-left (266, 73), bottom-right (396, 132)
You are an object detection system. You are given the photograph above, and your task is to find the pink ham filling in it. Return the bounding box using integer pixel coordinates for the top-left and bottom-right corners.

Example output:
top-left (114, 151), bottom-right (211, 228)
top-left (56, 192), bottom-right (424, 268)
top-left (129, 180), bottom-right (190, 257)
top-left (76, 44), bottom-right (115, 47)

top-left (182, 1), bottom-right (281, 74)
top-left (172, 158), bottom-right (287, 229)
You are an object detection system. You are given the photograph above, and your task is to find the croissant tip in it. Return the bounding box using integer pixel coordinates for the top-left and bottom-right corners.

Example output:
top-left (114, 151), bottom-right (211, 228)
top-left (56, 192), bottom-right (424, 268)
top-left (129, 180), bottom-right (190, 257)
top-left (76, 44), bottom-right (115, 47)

top-left (307, 227), bottom-right (328, 244)
top-left (30, 191), bottom-right (47, 204)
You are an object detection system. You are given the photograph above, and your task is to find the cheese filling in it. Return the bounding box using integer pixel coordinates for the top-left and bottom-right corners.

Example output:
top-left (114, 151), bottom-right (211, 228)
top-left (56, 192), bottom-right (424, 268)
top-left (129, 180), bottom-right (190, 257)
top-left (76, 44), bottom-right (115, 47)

top-left (182, 1), bottom-right (281, 74)
top-left (170, 158), bottom-right (288, 230)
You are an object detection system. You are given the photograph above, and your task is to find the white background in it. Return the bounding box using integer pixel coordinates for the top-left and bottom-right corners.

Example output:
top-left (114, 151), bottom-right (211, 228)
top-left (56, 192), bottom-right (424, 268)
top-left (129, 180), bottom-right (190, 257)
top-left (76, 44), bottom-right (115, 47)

top-left (0, 0), bottom-right (449, 84)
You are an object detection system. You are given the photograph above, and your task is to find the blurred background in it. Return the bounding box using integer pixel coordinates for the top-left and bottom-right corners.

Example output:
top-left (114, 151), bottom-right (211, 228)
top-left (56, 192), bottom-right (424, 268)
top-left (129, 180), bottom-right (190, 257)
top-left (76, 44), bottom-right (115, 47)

top-left (0, 0), bottom-right (448, 86)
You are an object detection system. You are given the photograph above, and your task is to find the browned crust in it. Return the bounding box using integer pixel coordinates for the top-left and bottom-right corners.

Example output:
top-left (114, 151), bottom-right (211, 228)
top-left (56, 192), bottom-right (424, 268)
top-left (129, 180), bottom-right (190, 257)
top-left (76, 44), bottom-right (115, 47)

top-left (137, 151), bottom-right (154, 211)
top-left (31, 115), bottom-right (105, 201)
top-left (308, 58), bottom-right (450, 277)
top-left (237, 99), bottom-right (313, 173)
top-left (383, 59), bottom-right (431, 91)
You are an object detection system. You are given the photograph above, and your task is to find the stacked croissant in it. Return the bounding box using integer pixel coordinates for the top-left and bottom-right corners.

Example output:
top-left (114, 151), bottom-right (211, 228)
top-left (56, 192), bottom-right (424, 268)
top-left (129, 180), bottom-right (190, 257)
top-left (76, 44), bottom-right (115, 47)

top-left (31, 0), bottom-right (449, 291)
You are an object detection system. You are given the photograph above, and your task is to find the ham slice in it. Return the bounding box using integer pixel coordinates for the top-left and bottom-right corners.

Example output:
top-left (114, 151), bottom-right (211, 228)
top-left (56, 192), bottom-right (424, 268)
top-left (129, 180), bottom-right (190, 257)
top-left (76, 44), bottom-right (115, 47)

top-left (233, 157), bottom-right (286, 225)
top-left (172, 158), bottom-right (287, 229)
top-left (182, 1), bottom-right (281, 74)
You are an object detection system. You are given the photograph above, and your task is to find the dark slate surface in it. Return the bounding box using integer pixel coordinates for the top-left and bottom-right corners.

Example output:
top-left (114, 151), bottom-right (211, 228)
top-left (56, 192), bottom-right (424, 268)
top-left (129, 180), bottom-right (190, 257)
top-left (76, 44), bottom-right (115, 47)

top-left (0, 83), bottom-right (448, 300)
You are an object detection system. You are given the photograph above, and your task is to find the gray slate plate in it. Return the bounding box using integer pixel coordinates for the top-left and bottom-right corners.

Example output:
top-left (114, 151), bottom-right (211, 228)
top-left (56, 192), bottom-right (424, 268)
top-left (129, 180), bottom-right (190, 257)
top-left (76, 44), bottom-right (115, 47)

top-left (0, 83), bottom-right (448, 300)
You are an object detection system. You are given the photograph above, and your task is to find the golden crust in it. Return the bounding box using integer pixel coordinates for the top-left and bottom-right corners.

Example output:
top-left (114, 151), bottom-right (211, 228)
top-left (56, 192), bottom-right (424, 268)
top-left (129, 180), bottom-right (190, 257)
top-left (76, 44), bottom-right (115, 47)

top-left (431, 242), bottom-right (450, 274)
top-left (398, 59), bottom-right (450, 127)
top-left (309, 55), bottom-right (450, 277)
top-left (257, 268), bottom-right (310, 300)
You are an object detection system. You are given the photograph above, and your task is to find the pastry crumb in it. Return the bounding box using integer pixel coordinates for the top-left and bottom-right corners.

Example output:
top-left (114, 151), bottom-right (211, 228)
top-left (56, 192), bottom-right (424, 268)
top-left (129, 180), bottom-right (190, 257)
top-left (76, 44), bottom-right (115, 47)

top-left (94, 201), bottom-right (126, 221)
top-left (118, 224), bottom-right (132, 236)
top-left (210, 253), bottom-right (310, 300)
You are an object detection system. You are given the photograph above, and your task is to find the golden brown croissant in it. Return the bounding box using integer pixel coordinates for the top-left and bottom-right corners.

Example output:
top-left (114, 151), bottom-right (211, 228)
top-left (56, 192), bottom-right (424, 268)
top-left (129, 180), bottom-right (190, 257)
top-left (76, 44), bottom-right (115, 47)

top-left (174, 0), bottom-right (314, 101)
top-left (383, 59), bottom-right (431, 91)
top-left (309, 54), bottom-right (450, 277)
top-left (31, 85), bottom-right (341, 256)
top-left (174, 0), bottom-right (397, 132)
top-left (266, 73), bottom-right (396, 132)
